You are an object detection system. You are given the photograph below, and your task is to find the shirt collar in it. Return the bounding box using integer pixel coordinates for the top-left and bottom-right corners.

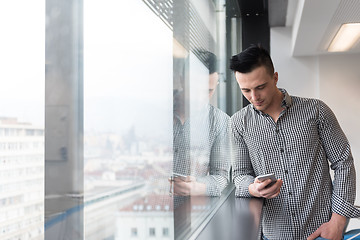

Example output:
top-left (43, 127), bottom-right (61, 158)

top-left (251, 88), bottom-right (292, 113)
top-left (173, 104), bottom-right (211, 124)
top-left (279, 88), bottom-right (292, 109)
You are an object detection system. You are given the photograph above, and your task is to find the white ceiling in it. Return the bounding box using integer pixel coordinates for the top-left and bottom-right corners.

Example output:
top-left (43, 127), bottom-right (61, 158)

top-left (286, 0), bottom-right (360, 56)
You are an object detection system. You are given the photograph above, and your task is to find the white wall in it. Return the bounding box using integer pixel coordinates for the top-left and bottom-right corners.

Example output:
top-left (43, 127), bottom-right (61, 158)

top-left (271, 27), bottom-right (360, 230)
top-left (271, 27), bottom-right (319, 98)
top-left (319, 54), bottom-right (360, 204)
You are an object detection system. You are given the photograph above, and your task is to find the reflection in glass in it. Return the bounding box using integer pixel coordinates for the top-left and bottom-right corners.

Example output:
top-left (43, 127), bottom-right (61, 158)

top-left (172, 49), bottom-right (231, 239)
top-left (172, 51), bottom-right (230, 197)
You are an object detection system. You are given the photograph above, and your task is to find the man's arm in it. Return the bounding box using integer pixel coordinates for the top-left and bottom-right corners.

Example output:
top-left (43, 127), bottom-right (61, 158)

top-left (312, 101), bottom-right (357, 237)
top-left (172, 113), bottom-right (231, 197)
top-left (230, 115), bottom-right (257, 197)
top-left (307, 213), bottom-right (348, 240)
top-left (318, 101), bottom-right (356, 211)
top-left (196, 116), bottom-right (231, 196)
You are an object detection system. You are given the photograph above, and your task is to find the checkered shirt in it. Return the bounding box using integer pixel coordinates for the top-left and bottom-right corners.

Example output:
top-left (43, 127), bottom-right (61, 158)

top-left (173, 104), bottom-right (231, 197)
top-left (231, 88), bottom-right (360, 239)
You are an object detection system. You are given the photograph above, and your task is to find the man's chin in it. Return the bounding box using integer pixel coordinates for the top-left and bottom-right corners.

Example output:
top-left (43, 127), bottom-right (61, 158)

top-left (253, 105), bottom-right (265, 112)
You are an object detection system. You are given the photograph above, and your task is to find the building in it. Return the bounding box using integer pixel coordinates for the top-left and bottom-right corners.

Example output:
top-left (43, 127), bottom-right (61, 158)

top-left (0, 118), bottom-right (44, 240)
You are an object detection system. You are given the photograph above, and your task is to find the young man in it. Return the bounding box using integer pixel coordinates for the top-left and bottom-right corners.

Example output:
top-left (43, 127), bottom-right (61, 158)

top-left (230, 45), bottom-right (360, 239)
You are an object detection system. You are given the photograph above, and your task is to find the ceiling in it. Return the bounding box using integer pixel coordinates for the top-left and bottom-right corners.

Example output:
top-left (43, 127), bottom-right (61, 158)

top-left (291, 0), bottom-right (360, 56)
top-left (237, 0), bottom-right (360, 56)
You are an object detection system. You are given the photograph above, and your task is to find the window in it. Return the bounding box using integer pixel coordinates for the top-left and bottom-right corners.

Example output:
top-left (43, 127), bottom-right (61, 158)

top-left (149, 228), bottom-right (156, 237)
top-left (44, 0), bottom-right (232, 238)
top-left (131, 228), bottom-right (137, 237)
top-left (163, 227), bottom-right (169, 237)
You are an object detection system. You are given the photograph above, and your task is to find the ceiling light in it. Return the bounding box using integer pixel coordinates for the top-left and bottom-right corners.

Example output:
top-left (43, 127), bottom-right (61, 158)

top-left (328, 23), bottom-right (360, 52)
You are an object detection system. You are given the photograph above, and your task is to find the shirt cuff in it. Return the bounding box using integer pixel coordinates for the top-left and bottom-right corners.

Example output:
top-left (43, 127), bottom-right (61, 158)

top-left (234, 176), bottom-right (254, 198)
top-left (197, 175), bottom-right (227, 197)
top-left (332, 193), bottom-right (360, 218)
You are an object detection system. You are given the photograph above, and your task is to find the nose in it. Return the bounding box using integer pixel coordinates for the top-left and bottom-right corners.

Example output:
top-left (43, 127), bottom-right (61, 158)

top-left (250, 90), bottom-right (259, 101)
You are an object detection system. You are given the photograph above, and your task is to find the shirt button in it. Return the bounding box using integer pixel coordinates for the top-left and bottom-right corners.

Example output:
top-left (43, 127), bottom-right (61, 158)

top-left (285, 170), bottom-right (288, 174)
top-left (275, 129), bottom-right (279, 133)
top-left (289, 192), bottom-right (292, 195)
top-left (280, 148), bottom-right (284, 153)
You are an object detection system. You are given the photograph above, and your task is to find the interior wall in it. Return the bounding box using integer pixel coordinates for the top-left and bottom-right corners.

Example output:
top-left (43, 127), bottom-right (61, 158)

top-left (319, 54), bottom-right (360, 206)
top-left (270, 27), bottom-right (319, 98)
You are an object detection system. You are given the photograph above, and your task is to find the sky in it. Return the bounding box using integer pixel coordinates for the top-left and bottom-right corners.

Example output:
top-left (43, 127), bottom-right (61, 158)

top-left (84, 0), bottom-right (173, 138)
top-left (0, 1), bottom-right (45, 126)
top-left (0, 0), bottom-right (173, 136)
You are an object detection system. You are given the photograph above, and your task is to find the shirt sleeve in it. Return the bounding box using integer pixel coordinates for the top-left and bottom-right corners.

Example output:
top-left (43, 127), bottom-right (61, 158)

top-left (318, 100), bottom-right (360, 218)
top-left (230, 114), bottom-right (256, 198)
top-left (197, 116), bottom-right (231, 196)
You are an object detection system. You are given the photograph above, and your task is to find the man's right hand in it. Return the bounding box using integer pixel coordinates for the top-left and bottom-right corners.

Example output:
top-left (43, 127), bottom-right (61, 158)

top-left (249, 178), bottom-right (283, 198)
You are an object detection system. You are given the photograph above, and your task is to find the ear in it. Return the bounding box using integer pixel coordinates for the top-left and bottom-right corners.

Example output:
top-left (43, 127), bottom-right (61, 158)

top-left (273, 72), bottom-right (279, 84)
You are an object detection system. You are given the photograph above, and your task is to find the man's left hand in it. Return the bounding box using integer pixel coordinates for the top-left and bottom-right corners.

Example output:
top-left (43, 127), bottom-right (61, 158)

top-left (307, 213), bottom-right (347, 240)
top-left (172, 176), bottom-right (206, 196)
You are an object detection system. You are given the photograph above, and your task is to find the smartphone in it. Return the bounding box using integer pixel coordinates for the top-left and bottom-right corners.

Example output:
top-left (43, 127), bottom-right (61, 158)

top-left (172, 172), bottom-right (188, 181)
top-left (255, 173), bottom-right (277, 187)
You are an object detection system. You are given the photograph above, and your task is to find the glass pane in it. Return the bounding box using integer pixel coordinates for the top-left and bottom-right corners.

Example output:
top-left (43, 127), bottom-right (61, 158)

top-left (173, 50), bottom-right (231, 239)
top-left (0, 1), bottom-right (45, 239)
top-left (171, 1), bottom-right (231, 238)
top-left (44, 0), bottom-right (231, 239)
top-left (84, 0), bottom-right (173, 239)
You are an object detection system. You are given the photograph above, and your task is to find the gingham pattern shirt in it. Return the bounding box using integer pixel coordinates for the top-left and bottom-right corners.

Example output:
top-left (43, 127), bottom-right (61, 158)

top-left (173, 104), bottom-right (231, 197)
top-left (231, 89), bottom-right (360, 239)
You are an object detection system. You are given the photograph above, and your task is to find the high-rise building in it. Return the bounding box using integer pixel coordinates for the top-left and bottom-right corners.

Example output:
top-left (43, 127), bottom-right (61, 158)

top-left (0, 117), bottom-right (44, 240)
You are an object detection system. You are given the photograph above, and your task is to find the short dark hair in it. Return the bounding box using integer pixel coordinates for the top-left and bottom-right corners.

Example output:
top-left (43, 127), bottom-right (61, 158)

top-left (205, 51), bottom-right (217, 74)
top-left (229, 44), bottom-right (274, 75)
top-left (197, 50), bottom-right (217, 74)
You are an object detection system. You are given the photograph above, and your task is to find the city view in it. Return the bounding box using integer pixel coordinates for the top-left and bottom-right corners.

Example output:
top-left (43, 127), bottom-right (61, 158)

top-left (0, 117), bottom-right (44, 240)
top-left (84, 126), bottom-right (174, 239)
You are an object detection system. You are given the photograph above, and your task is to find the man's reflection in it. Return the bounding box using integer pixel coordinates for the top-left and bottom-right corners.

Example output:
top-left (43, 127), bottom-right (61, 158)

top-left (171, 50), bottom-right (230, 197)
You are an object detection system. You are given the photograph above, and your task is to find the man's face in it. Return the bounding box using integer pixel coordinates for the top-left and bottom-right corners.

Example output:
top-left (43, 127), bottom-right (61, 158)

top-left (173, 72), bottom-right (219, 113)
top-left (208, 72), bottom-right (219, 99)
top-left (235, 66), bottom-right (278, 113)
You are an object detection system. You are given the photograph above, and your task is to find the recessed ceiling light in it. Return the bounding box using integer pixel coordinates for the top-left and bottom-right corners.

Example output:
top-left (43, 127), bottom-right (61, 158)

top-left (328, 23), bottom-right (360, 52)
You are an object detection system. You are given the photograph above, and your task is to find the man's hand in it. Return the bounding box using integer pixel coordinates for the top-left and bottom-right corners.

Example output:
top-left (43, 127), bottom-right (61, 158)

top-left (169, 176), bottom-right (206, 196)
top-left (248, 178), bottom-right (283, 199)
top-left (307, 213), bottom-right (347, 240)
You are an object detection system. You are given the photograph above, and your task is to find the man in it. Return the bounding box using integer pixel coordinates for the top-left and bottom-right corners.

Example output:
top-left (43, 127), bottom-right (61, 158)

top-left (171, 50), bottom-right (230, 197)
top-left (230, 44), bottom-right (360, 239)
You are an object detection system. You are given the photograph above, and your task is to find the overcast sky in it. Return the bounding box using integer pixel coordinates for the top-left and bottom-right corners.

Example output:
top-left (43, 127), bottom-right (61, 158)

top-left (0, 1), bottom-right (45, 126)
top-left (84, 0), bottom-right (173, 139)
top-left (0, 0), bottom-right (173, 138)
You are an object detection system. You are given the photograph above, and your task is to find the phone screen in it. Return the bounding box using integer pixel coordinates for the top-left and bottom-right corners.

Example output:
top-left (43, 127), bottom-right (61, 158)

top-left (173, 173), bottom-right (187, 181)
top-left (256, 173), bottom-right (276, 187)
